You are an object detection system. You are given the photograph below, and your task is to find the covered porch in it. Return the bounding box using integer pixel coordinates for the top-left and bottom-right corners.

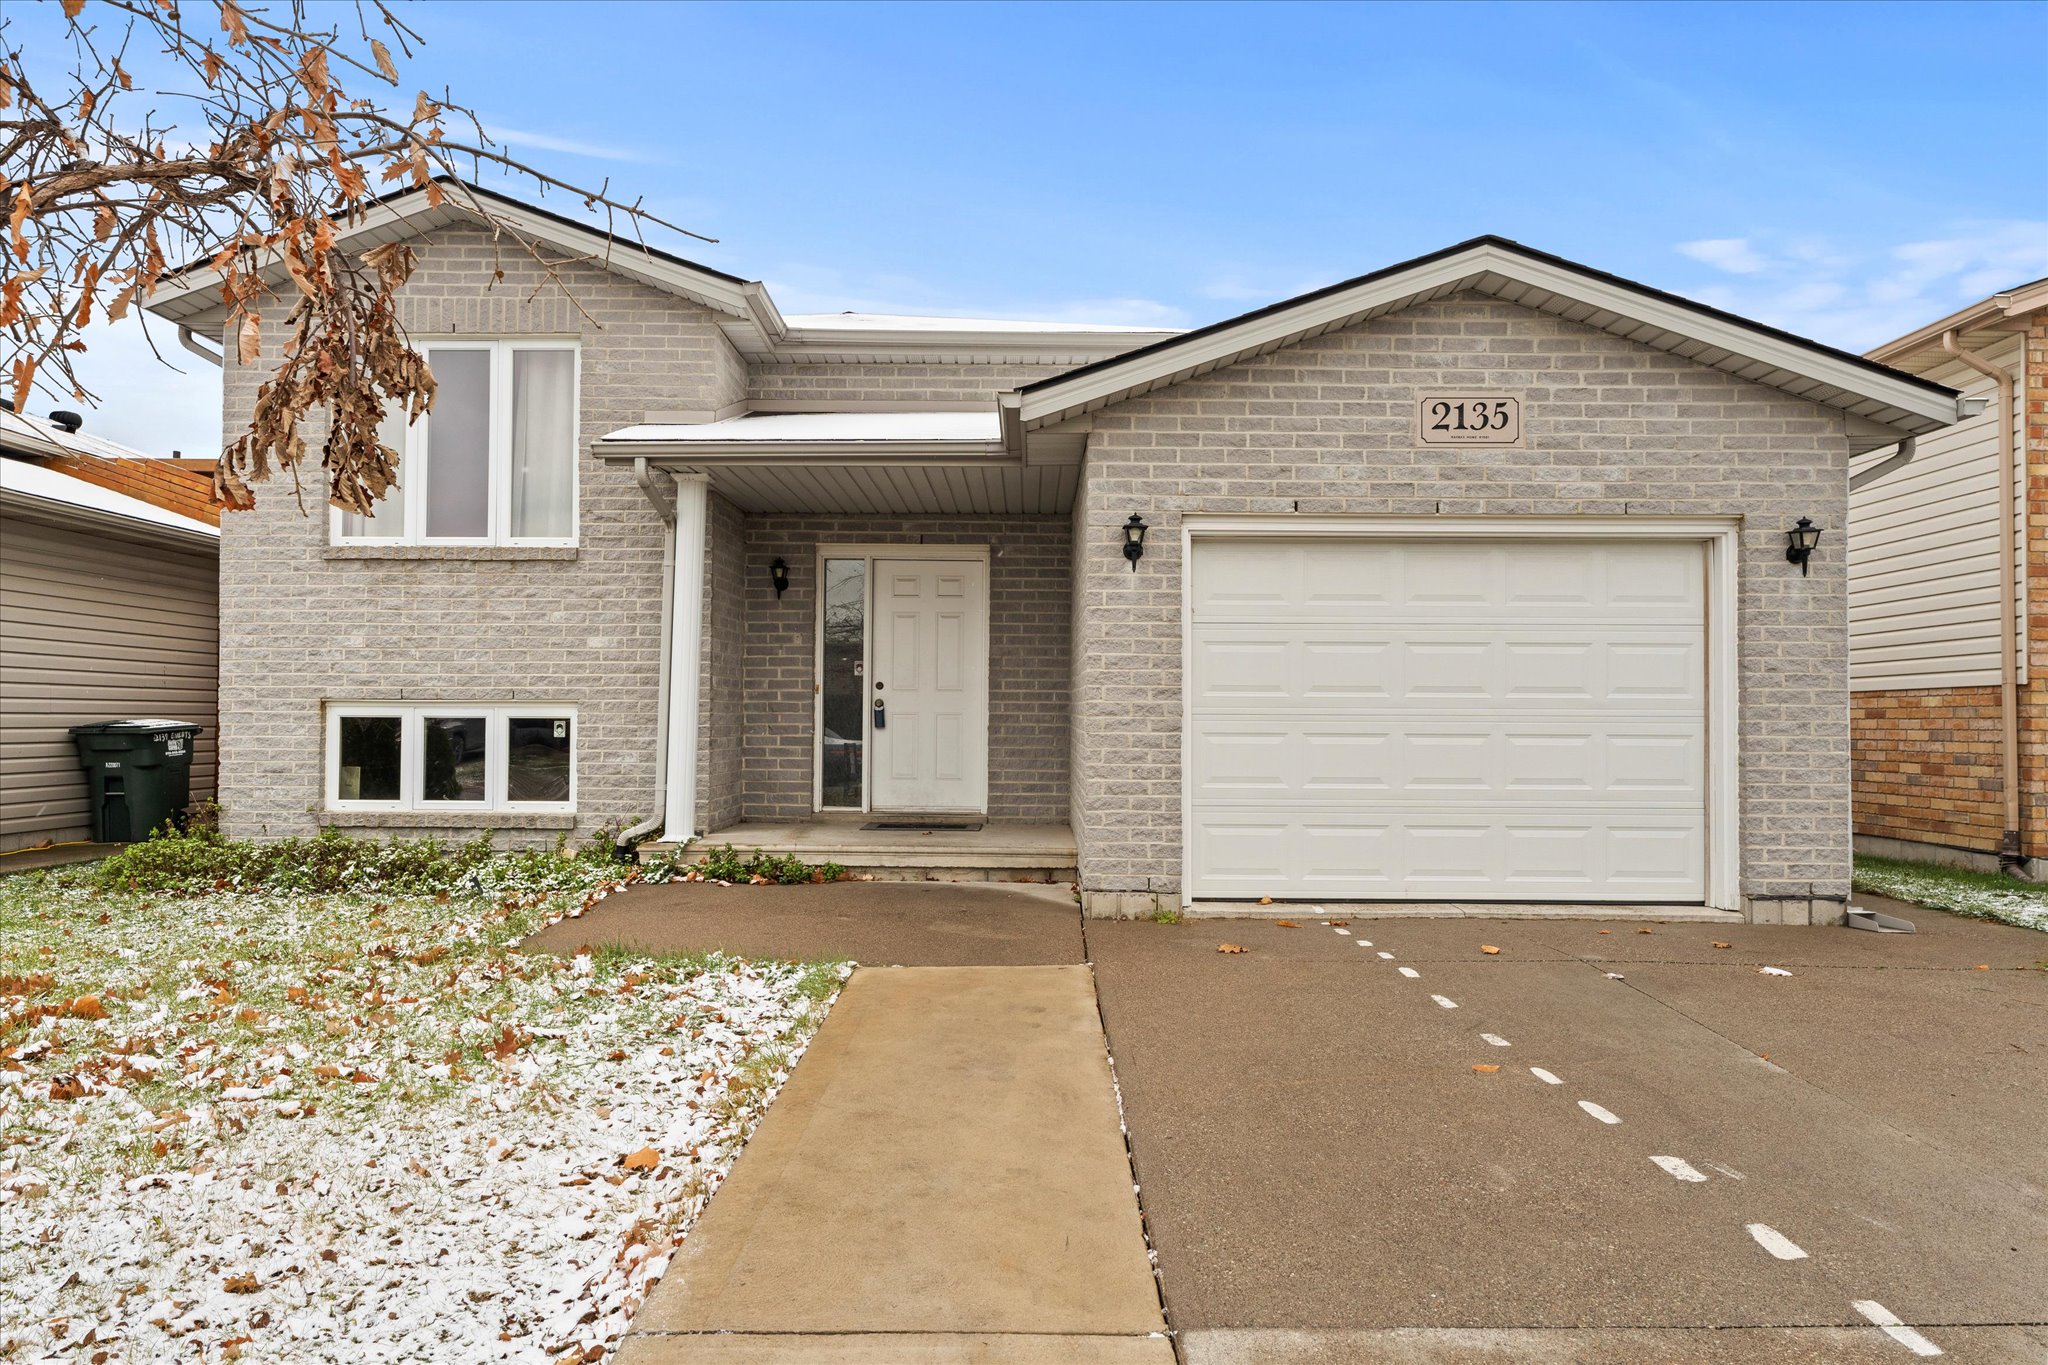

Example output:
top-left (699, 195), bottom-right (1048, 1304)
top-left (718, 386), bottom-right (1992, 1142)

top-left (596, 409), bottom-right (1081, 866)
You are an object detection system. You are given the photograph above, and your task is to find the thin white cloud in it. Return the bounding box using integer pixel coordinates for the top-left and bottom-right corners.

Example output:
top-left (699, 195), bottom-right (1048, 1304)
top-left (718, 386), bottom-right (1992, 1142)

top-left (483, 124), bottom-right (653, 164)
top-left (763, 261), bottom-right (1188, 328)
top-left (1671, 222), bottom-right (2048, 351)
top-left (1677, 238), bottom-right (1768, 275)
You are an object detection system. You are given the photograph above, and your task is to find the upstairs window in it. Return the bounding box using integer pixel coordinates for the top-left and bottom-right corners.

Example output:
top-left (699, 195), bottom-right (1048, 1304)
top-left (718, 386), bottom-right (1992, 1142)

top-left (335, 340), bottom-right (579, 545)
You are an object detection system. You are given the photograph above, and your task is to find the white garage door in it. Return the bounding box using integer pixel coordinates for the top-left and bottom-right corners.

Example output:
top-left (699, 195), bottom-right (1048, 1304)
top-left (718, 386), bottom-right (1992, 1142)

top-left (1187, 538), bottom-right (1707, 902)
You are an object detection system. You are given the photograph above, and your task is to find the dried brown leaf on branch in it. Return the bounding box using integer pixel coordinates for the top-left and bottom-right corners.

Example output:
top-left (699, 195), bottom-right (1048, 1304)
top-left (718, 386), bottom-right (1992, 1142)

top-left (1, 0), bottom-right (708, 515)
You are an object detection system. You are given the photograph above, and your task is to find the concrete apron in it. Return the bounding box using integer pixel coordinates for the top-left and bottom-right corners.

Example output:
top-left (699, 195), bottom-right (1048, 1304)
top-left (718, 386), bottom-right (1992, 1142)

top-left (617, 965), bottom-right (1171, 1364)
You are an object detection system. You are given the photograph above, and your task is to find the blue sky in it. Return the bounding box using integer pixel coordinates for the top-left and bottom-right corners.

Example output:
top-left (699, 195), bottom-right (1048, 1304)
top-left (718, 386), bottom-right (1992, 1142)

top-left (26, 0), bottom-right (2048, 456)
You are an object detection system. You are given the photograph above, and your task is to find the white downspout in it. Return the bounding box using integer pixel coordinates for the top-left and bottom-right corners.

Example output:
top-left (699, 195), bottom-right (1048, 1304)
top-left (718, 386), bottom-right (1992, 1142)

top-left (1941, 330), bottom-right (2024, 867)
top-left (616, 457), bottom-right (676, 851)
top-left (665, 473), bottom-right (710, 844)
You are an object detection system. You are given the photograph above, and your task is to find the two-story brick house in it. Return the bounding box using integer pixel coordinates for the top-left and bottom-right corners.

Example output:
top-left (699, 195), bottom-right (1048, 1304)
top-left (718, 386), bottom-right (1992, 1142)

top-left (141, 183), bottom-right (1974, 923)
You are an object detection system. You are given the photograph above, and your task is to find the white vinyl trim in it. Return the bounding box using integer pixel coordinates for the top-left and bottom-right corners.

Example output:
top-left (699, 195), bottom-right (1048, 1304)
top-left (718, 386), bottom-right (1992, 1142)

top-left (1178, 516), bottom-right (1741, 911)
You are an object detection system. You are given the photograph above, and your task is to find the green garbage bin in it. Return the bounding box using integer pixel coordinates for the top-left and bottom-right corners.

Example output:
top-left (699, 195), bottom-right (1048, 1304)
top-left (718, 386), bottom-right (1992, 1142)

top-left (69, 720), bottom-right (203, 843)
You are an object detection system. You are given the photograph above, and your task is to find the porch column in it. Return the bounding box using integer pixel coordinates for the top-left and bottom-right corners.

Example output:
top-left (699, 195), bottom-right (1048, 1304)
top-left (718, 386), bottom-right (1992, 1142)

top-left (665, 473), bottom-right (709, 840)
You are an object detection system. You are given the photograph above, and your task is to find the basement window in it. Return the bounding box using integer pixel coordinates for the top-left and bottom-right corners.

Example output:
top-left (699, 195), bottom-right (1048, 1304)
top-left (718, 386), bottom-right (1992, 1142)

top-left (332, 340), bottom-right (579, 546)
top-left (327, 704), bottom-right (576, 811)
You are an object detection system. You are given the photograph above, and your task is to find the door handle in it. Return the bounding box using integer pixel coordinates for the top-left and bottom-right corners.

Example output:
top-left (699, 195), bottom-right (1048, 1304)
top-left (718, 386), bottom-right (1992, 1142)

top-left (873, 698), bottom-right (887, 730)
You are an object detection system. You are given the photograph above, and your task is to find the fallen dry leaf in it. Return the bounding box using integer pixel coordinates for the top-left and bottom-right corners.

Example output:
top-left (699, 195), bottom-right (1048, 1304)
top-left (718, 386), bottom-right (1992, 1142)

top-left (1598, 929), bottom-right (1612, 936)
top-left (67, 994), bottom-right (106, 1020)
top-left (1974, 964), bottom-right (1990, 971)
top-left (1480, 945), bottom-right (1501, 955)
top-left (621, 1146), bottom-right (660, 1171)
top-left (1258, 896), bottom-right (1273, 905)
top-left (1327, 919), bottom-right (1349, 927)
top-left (1713, 941), bottom-right (1732, 949)
top-left (1637, 927), bottom-right (1655, 935)
top-left (222, 1271), bottom-right (259, 1294)
top-left (1274, 920), bottom-right (1300, 929)
top-left (1471, 1063), bottom-right (1501, 1073)
top-left (1217, 943), bottom-right (1249, 954)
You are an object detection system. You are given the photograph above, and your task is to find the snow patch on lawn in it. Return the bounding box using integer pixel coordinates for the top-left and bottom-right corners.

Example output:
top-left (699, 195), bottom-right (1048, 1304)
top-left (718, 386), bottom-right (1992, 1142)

top-left (1853, 858), bottom-right (2048, 934)
top-left (1, 873), bottom-right (846, 1363)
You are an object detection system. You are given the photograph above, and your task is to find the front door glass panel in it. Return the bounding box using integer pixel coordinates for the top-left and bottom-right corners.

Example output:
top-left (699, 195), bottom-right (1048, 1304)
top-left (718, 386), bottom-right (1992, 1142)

top-left (820, 558), bottom-right (866, 808)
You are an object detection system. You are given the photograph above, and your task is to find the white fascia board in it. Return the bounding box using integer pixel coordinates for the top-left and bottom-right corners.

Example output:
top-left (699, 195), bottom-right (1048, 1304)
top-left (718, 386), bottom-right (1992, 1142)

top-left (145, 189), bottom-right (754, 324)
top-left (594, 440), bottom-right (1010, 465)
top-left (1015, 242), bottom-right (1968, 433)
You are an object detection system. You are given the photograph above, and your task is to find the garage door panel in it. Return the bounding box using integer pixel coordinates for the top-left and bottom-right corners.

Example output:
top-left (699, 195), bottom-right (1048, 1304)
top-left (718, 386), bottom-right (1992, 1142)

top-left (1192, 723), bottom-right (1702, 803)
top-left (1188, 808), bottom-right (1704, 900)
top-left (1187, 537), bottom-right (1707, 902)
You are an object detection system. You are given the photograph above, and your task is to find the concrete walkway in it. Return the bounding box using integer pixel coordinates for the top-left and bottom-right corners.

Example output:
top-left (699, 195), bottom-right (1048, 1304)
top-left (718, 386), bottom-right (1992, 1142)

top-left (616, 964), bottom-right (1170, 1364)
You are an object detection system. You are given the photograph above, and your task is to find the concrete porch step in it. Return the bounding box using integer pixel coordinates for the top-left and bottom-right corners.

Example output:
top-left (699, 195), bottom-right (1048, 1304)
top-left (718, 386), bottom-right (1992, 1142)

top-left (644, 819), bottom-right (1078, 883)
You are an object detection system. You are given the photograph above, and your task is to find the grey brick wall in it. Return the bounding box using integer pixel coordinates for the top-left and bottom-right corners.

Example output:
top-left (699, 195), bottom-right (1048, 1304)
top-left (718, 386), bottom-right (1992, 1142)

top-left (738, 516), bottom-right (1072, 824)
top-left (211, 225), bottom-right (745, 844)
top-left (1070, 296), bottom-right (1853, 918)
top-left (697, 490), bottom-right (747, 834)
top-left (747, 363), bottom-right (1066, 406)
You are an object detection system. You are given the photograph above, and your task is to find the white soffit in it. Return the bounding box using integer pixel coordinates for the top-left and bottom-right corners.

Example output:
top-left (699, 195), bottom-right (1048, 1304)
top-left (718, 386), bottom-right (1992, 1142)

top-left (704, 462), bottom-right (1078, 517)
top-left (1009, 238), bottom-right (1968, 438)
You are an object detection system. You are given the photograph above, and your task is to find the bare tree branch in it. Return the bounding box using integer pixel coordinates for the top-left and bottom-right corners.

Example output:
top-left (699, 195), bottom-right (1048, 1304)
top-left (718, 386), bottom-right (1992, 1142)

top-left (0, 0), bottom-right (710, 513)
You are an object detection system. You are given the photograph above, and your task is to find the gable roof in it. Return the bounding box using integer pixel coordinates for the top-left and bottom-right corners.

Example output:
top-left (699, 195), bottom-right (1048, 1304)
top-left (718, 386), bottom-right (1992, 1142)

top-left (142, 180), bottom-right (1175, 366)
top-left (1865, 275), bottom-right (2048, 373)
top-left (1003, 236), bottom-right (1969, 443)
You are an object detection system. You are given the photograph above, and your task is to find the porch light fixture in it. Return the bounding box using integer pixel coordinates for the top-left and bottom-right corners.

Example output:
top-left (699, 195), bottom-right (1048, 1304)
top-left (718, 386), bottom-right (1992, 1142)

top-left (769, 557), bottom-right (790, 598)
top-left (1784, 518), bottom-right (1822, 575)
top-left (1123, 514), bottom-right (1148, 572)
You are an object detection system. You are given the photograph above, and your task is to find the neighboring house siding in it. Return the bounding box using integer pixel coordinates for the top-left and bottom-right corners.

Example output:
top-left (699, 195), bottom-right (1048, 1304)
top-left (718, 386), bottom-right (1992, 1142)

top-left (737, 515), bottom-right (1071, 824)
top-left (1069, 295), bottom-right (1852, 915)
top-left (1849, 319), bottom-right (2045, 866)
top-left (0, 513), bottom-right (219, 851)
top-left (208, 225), bottom-right (742, 843)
top-left (1848, 341), bottom-right (2025, 691)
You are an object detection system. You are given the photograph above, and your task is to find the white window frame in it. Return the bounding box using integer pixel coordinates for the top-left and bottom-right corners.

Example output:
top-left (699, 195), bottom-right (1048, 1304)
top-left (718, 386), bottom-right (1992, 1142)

top-left (329, 338), bottom-right (581, 547)
top-left (326, 703), bottom-right (579, 813)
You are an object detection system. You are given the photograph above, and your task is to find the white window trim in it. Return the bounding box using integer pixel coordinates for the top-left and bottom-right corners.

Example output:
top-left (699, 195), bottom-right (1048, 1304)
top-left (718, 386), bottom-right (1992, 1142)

top-left (329, 338), bottom-right (581, 547)
top-left (1177, 515), bottom-right (1742, 913)
top-left (810, 543), bottom-right (993, 813)
top-left (326, 702), bottom-right (579, 813)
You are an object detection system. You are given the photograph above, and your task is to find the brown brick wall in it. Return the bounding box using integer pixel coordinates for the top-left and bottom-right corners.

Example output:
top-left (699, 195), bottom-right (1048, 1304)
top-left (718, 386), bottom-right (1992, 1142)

top-left (2023, 313), bottom-right (2048, 856)
top-left (1852, 686), bottom-right (2004, 852)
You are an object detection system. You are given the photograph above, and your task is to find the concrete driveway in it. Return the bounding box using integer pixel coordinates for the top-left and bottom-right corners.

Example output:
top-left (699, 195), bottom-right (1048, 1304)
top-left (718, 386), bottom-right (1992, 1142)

top-left (1087, 898), bottom-right (2048, 1363)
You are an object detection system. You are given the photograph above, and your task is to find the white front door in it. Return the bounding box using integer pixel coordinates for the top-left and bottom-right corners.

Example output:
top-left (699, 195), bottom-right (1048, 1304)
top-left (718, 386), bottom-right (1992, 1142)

top-left (870, 558), bottom-right (989, 812)
top-left (1186, 537), bottom-right (1708, 902)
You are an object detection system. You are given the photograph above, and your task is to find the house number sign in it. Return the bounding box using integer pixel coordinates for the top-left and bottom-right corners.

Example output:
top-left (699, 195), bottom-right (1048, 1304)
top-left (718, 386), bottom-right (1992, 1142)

top-left (1416, 393), bottom-right (1524, 448)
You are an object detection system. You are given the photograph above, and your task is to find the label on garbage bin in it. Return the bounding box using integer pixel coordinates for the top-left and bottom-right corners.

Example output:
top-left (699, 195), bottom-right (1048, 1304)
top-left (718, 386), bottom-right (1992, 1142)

top-left (166, 736), bottom-right (187, 756)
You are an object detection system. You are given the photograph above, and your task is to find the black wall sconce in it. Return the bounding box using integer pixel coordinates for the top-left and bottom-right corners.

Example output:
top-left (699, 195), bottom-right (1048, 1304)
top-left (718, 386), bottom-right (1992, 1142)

top-left (769, 557), bottom-right (790, 598)
top-left (1784, 517), bottom-right (1822, 576)
top-left (1123, 513), bottom-right (1148, 572)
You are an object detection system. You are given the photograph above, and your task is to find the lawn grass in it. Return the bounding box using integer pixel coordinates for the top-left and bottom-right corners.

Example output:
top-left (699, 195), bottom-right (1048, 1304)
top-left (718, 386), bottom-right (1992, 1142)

top-left (0, 846), bottom-right (851, 1362)
top-left (1852, 853), bottom-right (2048, 933)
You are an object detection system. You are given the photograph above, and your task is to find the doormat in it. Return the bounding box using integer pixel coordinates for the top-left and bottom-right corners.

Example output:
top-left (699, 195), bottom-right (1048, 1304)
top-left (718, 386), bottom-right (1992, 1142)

top-left (861, 821), bottom-right (985, 832)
